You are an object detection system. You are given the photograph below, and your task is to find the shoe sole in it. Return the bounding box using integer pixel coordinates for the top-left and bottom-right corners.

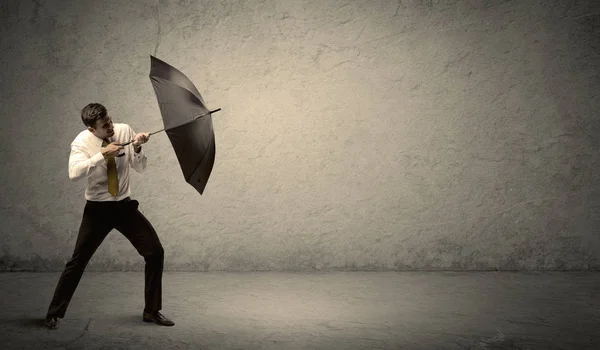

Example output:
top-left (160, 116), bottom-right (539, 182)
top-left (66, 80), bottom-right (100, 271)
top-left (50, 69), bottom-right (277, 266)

top-left (45, 322), bottom-right (59, 330)
top-left (143, 318), bottom-right (174, 326)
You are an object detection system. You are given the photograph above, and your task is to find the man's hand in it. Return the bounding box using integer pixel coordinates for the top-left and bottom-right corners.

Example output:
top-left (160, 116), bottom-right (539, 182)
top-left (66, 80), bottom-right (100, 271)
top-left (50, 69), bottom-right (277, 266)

top-left (132, 132), bottom-right (150, 147)
top-left (101, 142), bottom-right (124, 159)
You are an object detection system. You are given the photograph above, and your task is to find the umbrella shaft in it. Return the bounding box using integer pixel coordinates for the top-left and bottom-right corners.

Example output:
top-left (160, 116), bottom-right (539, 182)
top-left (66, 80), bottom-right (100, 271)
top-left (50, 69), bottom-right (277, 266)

top-left (121, 108), bottom-right (221, 145)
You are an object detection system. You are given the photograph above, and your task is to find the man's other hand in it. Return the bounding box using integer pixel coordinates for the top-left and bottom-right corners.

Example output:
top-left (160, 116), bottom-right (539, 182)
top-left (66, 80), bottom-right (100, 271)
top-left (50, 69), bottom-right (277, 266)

top-left (102, 142), bottom-right (124, 159)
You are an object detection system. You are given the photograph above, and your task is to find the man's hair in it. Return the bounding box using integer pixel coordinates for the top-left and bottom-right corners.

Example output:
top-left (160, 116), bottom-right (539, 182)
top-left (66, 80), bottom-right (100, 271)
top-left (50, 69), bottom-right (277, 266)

top-left (81, 103), bottom-right (107, 128)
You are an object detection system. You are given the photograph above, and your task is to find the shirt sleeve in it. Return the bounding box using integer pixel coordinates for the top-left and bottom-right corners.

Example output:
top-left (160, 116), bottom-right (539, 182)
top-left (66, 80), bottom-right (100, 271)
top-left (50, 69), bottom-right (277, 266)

top-left (129, 125), bottom-right (148, 173)
top-left (68, 141), bottom-right (105, 181)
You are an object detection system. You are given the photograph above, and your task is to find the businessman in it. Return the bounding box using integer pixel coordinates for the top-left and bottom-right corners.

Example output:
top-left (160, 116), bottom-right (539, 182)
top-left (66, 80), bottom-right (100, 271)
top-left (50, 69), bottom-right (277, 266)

top-left (45, 103), bottom-right (174, 329)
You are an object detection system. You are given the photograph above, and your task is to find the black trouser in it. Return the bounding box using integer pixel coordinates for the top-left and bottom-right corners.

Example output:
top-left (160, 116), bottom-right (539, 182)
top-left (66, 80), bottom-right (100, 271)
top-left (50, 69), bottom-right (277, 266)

top-left (46, 197), bottom-right (164, 318)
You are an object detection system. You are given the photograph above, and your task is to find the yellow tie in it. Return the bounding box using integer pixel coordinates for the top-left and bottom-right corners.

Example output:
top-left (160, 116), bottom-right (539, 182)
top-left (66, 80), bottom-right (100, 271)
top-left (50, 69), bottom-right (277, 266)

top-left (102, 139), bottom-right (119, 197)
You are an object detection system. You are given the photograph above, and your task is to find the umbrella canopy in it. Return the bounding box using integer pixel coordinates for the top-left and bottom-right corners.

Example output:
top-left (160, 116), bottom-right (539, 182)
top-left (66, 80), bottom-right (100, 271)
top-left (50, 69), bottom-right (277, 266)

top-left (143, 55), bottom-right (220, 195)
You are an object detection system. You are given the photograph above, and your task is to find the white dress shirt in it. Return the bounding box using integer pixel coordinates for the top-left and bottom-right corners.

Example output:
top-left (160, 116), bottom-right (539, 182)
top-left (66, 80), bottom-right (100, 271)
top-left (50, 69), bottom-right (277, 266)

top-left (68, 123), bottom-right (147, 201)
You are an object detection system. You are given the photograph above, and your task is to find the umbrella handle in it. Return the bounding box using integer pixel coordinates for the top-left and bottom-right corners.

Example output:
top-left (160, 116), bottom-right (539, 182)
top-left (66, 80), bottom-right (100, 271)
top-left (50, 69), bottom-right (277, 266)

top-left (119, 108), bottom-right (221, 146)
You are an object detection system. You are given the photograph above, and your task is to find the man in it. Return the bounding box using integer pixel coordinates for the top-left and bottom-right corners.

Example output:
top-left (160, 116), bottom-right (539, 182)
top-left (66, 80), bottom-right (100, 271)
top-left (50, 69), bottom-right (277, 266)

top-left (44, 103), bottom-right (174, 329)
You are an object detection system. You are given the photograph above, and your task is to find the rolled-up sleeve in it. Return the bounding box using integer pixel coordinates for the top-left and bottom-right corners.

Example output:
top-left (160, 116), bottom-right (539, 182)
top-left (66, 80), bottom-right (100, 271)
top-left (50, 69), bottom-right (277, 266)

top-left (129, 126), bottom-right (148, 173)
top-left (68, 142), bottom-right (105, 181)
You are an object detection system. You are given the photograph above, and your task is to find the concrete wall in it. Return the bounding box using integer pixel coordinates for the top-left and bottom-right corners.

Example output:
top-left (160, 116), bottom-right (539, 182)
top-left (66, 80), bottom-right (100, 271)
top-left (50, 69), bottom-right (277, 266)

top-left (1, 0), bottom-right (598, 271)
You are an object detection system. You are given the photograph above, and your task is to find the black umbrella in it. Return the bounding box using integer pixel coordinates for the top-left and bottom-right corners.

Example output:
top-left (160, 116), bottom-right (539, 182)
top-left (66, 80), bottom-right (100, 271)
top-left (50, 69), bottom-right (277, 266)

top-left (121, 55), bottom-right (221, 195)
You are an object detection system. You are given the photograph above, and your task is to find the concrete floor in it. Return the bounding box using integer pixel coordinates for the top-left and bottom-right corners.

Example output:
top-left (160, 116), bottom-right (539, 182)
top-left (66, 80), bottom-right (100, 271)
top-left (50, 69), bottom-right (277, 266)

top-left (0, 271), bottom-right (598, 349)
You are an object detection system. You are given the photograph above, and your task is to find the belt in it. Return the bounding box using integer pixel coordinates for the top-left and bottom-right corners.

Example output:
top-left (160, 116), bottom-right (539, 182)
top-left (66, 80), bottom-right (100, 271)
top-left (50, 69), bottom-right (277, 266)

top-left (86, 196), bottom-right (131, 204)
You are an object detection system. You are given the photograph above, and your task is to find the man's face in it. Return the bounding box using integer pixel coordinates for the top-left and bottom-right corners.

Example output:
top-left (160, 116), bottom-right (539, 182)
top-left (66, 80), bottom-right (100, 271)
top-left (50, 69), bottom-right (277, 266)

top-left (88, 115), bottom-right (114, 140)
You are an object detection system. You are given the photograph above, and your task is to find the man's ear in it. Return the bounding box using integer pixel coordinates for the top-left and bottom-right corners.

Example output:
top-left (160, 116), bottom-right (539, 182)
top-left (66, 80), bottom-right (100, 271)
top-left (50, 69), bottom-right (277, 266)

top-left (87, 126), bottom-right (95, 134)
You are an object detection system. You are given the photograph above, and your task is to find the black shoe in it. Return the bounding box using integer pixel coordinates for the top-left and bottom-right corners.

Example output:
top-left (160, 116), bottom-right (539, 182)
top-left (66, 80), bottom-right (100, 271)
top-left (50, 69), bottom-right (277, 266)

top-left (143, 311), bottom-right (174, 326)
top-left (45, 316), bottom-right (59, 330)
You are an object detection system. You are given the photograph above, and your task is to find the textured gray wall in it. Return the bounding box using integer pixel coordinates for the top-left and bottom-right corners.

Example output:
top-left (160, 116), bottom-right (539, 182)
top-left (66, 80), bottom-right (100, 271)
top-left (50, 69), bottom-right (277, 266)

top-left (1, 0), bottom-right (598, 271)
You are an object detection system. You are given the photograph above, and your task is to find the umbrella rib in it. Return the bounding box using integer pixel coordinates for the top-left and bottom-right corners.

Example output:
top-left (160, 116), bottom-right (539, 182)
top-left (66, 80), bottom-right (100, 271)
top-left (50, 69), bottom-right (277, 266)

top-left (151, 76), bottom-right (205, 104)
top-left (185, 131), bottom-right (213, 182)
